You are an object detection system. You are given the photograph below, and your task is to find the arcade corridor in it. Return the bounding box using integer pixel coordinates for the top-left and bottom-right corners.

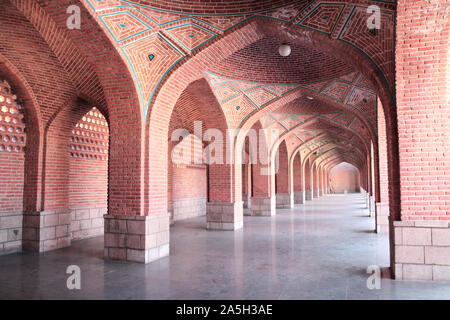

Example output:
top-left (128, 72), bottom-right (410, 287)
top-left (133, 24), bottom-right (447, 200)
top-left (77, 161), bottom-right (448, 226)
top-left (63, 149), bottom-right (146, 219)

top-left (0, 0), bottom-right (449, 302)
top-left (1, 194), bottom-right (449, 300)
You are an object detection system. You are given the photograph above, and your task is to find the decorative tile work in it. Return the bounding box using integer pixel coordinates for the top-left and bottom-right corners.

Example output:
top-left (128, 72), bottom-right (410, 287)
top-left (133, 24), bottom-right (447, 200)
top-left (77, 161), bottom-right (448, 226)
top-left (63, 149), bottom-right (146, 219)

top-left (338, 71), bottom-right (359, 83)
top-left (298, 3), bottom-right (345, 35)
top-left (0, 80), bottom-right (26, 154)
top-left (259, 114), bottom-right (277, 128)
top-left (165, 23), bottom-right (216, 52)
top-left (334, 112), bottom-right (356, 127)
top-left (100, 11), bottom-right (152, 42)
top-left (355, 74), bottom-right (376, 92)
top-left (222, 95), bottom-right (257, 129)
top-left (135, 7), bottom-right (184, 26)
top-left (346, 86), bottom-right (378, 131)
top-left (259, 1), bottom-right (309, 23)
top-left (121, 33), bottom-right (184, 116)
top-left (194, 16), bottom-right (249, 32)
top-left (86, 0), bottom-right (122, 12)
top-left (278, 116), bottom-right (301, 131)
top-left (213, 83), bottom-right (241, 103)
top-left (205, 69), bottom-right (377, 144)
top-left (84, 0), bottom-right (394, 120)
top-left (246, 87), bottom-right (278, 107)
top-left (337, 5), bottom-right (395, 92)
top-left (300, 80), bottom-right (329, 93)
top-left (270, 84), bottom-right (307, 96)
top-left (322, 81), bottom-right (351, 103)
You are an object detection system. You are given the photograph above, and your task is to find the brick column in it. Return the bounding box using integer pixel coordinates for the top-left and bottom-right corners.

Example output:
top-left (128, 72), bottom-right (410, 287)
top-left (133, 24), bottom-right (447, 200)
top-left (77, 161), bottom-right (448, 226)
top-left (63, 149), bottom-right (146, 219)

top-left (293, 154), bottom-right (303, 204)
top-left (304, 160), bottom-right (312, 201)
top-left (318, 167), bottom-right (324, 197)
top-left (312, 164), bottom-right (319, 198)
top-left (392, 0), bottom-right (450, 281)
top-left (275, 142), bottom-right (292, 209)
top-left (207, 163), bottom-right (243, 230)
top-left (250, 161), bottom-right (275, 216)
top-left (376, 100), bottom-right (390, 233)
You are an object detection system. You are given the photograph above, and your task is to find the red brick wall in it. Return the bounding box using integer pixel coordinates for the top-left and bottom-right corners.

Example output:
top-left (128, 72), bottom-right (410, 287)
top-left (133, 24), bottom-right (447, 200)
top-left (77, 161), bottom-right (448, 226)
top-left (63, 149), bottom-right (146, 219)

top-left (0, 80), bottom-right (26, 212)
top-left (304, 158), bottom-right (311, 191)
top-left (0, 152), bottom-right (24, 212)
top-left (276, 141), bottom-right (289, 194)
top-left (312, 163), bottom-right (318, 193)
top-left (171, 166), bottom-right (206, 200)
top-left (396, 0), bottom-right (450, 220)
top-left (293, 152), bottom-right (302, 192)
top-left (168, 134), bottom-right (207, 221)
top-left (330, 162), bottom-right (360, 193)
top-left (68, 108), bottom-right (108, 209)
top-left (44, 104), bottom-right (109, 212)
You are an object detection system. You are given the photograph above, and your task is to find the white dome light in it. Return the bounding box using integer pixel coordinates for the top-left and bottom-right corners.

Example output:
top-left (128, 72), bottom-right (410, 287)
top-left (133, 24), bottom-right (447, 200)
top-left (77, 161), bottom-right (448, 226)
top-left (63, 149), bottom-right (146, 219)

top-left (278, 44), bottom-right (291, 57)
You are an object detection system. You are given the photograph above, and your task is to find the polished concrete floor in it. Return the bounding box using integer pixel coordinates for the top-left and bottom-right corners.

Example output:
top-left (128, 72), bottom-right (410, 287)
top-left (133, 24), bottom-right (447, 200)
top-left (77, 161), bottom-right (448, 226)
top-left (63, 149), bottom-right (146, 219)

top-left (1, 193), bottom-right (450, 300)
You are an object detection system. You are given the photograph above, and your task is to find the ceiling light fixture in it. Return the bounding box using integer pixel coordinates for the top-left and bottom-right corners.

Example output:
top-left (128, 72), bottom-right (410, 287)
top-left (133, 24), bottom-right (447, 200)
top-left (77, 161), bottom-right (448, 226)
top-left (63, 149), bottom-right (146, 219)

top-left (279, 43), bottom-right (291, 57)
top-left (307, 96), bottom-right (314, 100)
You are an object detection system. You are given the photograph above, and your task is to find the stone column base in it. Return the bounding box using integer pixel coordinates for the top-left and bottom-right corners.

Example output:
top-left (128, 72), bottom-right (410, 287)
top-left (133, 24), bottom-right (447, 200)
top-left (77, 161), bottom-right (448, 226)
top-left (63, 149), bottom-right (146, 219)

top-left (313, 188), bottom-right (320, 198)
top-left (294, 191), bottom-right (304, 204)
top-left (366, 194), bottom-right (370, 209)
top-left (0, 211), bottom-right (23, 255)
top-left (22, 210), bottom-right (71, 252)
top-left (393, 220), bottom-right (450, 282)
top-left (243, 195), bottom-right (251, 209)
top-left (276, 193), bottom-right (292, 209)
top-left (250, 197), bottom-right (275, 216)
top-left (305, 190), bottom-right (312, 201)
top-left (206, 202), bottom-right (243, 231)
top-left (369, 196), bottom-right (375, 217)
top-left (104, 213), bottom-right (170, 264)
top-left (375, 202), bottom-right (389, 234)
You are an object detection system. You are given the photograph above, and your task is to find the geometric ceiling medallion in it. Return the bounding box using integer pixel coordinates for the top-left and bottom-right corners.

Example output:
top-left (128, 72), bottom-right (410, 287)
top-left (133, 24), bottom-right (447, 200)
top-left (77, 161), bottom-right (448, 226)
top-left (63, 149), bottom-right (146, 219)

top-left (322, 81), bottom-right (351, 103)
top-left (165, 23), bottom-right (216, 52)
top-left (298, 3), bottom-right (345, 35)
top-left (246, 87), bottom-right (278, 107)
top-left (214, 84), bottom-right (241, 103)
top-left (99, 11), bottom-right (152, 43)
top-left (121, 34), bottom-right (184, 117)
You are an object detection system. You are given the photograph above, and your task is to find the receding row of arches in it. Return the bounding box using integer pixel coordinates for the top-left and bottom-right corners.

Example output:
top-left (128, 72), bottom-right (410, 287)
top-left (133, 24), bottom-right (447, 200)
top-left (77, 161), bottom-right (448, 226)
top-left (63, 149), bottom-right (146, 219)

top-left (0, 0), bottom-right (419, 281)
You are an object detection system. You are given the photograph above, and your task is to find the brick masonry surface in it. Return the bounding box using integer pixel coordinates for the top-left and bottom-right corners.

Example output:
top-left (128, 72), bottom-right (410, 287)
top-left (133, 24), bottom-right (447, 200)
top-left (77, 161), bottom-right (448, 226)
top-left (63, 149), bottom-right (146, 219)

top-left (394, 221), bottom-right (450, 282)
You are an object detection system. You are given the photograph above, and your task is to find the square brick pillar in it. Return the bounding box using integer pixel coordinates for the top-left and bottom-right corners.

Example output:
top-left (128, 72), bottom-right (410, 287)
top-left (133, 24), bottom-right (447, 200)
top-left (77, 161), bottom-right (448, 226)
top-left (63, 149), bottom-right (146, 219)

top-left (250, 197), bottom-right (275, 216)
top-left (305, 190), bottom-right (312, 201)
top-left (206, 202), bottom-right (243, 230)
top-left (276, 193), bottom-right (293, 209)
top-left (364, 191), bottom-right (369, 209)
top-left (369, 196), bottom-right (376, 217)
top-left (294, 191), bottom-right (304, 204)
top-left (22, 210), bottom-right (71, 252)
top-left (392, 220), bottom-right (450, 282)
top-left (104, 213), bottom-right (170, 263)
top-left (375, 202), bottom-right (389, 234)
top-left (0, 212), bottom-right (23, 254)
top-left (315, 188), bottom-right (321, 198)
